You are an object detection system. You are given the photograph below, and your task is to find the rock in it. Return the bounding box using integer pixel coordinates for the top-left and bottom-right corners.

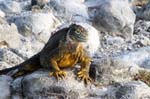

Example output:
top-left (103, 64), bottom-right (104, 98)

top-left (0, 9), bottom-right (5, 17)
top-left (90, 58), bottom-right (140, 85)
top-left (0, 0), bottom-right (22, 14)
top-left (11, 77), bottom-right (23, 99)
top-left (135, 3), bottom-right (150, 20)
top-left (117, 46), bottom-right (150, 68)
top-left (0, 22), bottom-right (39, 58)
top-left (134, 20), bottom-right (150, 35)
top-left (90, 47), bottom-right (150, 84)
top-left (106, 37), bottom-right (124, 45)
top-left (21, 71), bottom-right (88, 99)
top-left (31, 0), bottom-right (50, 7)
top-left (0, 49), bottom-right (24, 68)
top-left (7, 11), bottom-right (60, 43)
top-left (87, 0), bottom-right (136, 39)
top-left (48, 0), bottom-right (89, 22)
top-left (133, 36), bottom-right (150, 47)
top-left (0, 61), bottom-right (11, 70)
top-left (0, 23), bottom-right (22, 49)
top-left (0, 75), bottom-right (12, 99)
top-left (86, 81), bottom-right (150, 99)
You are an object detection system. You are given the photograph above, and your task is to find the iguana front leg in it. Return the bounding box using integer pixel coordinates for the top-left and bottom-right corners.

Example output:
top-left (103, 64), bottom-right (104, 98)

top-left (50, 58), bottom-right (66, 80)
top-left (78, 55), bottom-right (92, 84)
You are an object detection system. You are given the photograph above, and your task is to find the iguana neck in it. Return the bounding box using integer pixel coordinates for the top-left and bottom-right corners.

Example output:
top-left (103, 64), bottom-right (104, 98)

top-left (59, 36), bottom-right (79, 53)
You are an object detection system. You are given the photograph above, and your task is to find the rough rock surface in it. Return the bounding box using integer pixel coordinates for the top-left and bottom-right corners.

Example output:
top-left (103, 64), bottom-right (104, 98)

top-left (134, 3), bottom-right (150, 20)
top-left (0, 49), bottom-right (24, 69)
top-left (7, 11), bottom-right (60, 43)
top-left (48, 0), bottom-right (89, 22)
top-left (0, 75), bottom-right (12, 99)
top-left (86, 81), bottom-right (150, 99)
top-left (0, 23), bottom-right (22, 49)
top-left (0, 0), bottom-right (22, 14)
top-left (87, 0), bottom-right (136, 39)
top-left (0, 0), bottom-right (150, 99)
top-left (22, 71), bottom-right (88, 99)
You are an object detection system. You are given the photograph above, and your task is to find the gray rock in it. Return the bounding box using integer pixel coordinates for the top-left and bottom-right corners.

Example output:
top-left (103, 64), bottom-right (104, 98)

top-left (106, 37), bottom-right (125, 45)
top-left (22, 71), bottom-right (88, 99)
top-left (136, 3), bottom-right (150, 20)
top-left (11, 77), bottom-right (23, 99)
top-left (86, 81), bottom-right (150, 99)
top-left (0, 0), bottom-right (22, 14)
top-left (90, 47), bottom-right (150, 85)
top-left (87, 0), bottom-right (136, 39)
top-left (90, 58), bottom-right (139, 84)
top-left (0, 75), bottom-right (12, 99)
top-left (48, 0), bottom-right (89, 22)
top-left (134, 20), bottom-right (150, 33)
top-left (0, 49), bottom-right (24, 68)
top-left (117, 46), bottom-right (150, 68)
top-left (0, 22), bottom-right (39, 58)
top-left (8, 11), bottom-right (60, 43)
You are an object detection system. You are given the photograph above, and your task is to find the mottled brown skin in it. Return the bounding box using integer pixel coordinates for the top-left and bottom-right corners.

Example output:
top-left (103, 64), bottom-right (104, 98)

top-left (0, 24), bottom-right (92, 84)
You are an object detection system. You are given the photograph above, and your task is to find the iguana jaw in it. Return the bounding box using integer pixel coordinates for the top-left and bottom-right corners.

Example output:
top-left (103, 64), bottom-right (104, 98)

top-left (67, 33), bottom-right (87, 43)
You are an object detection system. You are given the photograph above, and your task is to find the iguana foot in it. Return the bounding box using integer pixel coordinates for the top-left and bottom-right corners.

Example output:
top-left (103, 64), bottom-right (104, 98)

top-left (77, 69), bottom-right (92, 84)
top-left (50, 70), bottom-right (66, 80)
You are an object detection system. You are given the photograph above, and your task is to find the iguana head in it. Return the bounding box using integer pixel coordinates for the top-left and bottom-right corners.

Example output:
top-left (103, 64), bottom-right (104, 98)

top-left (67, 24), bottom-right (88, 42)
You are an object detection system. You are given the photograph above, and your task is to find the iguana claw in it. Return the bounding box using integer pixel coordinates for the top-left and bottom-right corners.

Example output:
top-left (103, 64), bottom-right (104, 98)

top-left (50, 70), bottom-right (66, 80)
top-left (78, 70), bottom-right (92, 84)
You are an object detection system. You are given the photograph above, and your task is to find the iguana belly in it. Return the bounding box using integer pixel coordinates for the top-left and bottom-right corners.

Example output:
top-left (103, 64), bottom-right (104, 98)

top-left (57, 53), bottom-right (78, 68)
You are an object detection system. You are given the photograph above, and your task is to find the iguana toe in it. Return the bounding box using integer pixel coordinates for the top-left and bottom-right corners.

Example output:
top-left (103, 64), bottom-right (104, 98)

top-left (78, 70), bottom-right (92, 84)
top-left (50, 70), bottom-right (66, 80)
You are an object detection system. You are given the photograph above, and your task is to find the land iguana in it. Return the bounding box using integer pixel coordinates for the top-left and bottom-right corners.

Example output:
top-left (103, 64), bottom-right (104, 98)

top-left (0, 24), bottom-right (92, 84)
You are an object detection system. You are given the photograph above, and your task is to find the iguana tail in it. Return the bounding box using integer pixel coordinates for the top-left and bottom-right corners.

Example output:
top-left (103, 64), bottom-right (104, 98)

top-left (0, 53), bottom-right (42, 78)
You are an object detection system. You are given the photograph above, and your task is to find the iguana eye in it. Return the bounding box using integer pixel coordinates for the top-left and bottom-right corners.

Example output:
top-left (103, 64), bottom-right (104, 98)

top-left (75, 30), bottom-right (81, 35)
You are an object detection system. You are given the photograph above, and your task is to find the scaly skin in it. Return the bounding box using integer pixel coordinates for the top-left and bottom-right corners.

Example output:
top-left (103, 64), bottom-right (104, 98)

top-left (0, 24), bottom-right (92, 84)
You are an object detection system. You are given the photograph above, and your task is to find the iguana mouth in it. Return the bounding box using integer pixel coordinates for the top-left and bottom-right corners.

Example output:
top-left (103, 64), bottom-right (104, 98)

top-left (77, 36), bottom-right (87, 42)
top-left (70, 34), bottom-right (87, 42)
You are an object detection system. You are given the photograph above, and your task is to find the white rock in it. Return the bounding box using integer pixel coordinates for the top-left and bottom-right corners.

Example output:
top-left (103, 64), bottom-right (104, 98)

top-left (87, 0), bottom-right (136, 39)
top-left (48, 0), bottom-right (89, 22)
top-left (106, 37), bottom-right (125, 45)
top-left (0, 0), bottom-right (22, 14)
top-left (0, 9), bottom-right (5, 17)
top-left (0, 61), bottom-right (11, 70)
top-left (117, 46), bottom-right (150, 69)
top-left (0, 23), bottom-right (22, 49)
top-left (0, 49), bottom-right (24, 67)
top-left (8, 11), bottom-right (60, 43)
